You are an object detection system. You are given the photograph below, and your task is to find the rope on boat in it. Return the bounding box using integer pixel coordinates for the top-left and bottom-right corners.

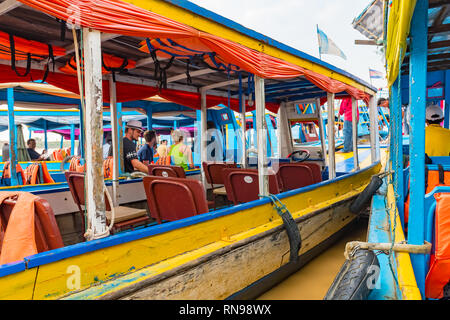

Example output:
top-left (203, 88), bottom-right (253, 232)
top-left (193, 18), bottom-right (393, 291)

top-left (260, 194), bottom-right (301, 263)
top-left (344, 241), bottom-right (432, 261)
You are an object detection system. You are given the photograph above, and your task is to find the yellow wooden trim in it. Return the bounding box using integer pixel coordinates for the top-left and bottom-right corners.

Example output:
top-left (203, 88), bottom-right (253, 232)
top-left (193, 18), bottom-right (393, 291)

top-left (0, 269), bottom-right (37, 300)
top-left (386, 183), bottom-right (422, 300)
top-left (122, 0), bottom-right (375, 95)
top-left (386, 0), bottom-right (417, 86)
top-left (0, 164), bottom-right (380, 299)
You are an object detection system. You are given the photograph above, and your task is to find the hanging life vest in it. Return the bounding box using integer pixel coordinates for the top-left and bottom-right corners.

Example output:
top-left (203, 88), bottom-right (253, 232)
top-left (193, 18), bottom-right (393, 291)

top-left (425, 192), bottom-right (450, 299)
top-left (1, 162), bottom-right (25, 186)
top-left (103, 157), bottom-right (114, 179)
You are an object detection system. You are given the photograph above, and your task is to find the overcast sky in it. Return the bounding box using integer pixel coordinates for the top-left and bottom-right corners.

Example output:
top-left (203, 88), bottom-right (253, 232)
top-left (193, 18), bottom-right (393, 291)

top-left (190, 0), bottom-right (387, 88)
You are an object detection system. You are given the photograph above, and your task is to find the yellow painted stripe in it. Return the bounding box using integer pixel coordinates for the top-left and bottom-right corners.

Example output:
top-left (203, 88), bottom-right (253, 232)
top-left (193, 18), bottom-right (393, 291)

top-left (386, 183), bottom-right (421, 300)
top-left (122, 0), bottom-right (375, 95)
top-left (0, 269), bottom-right (37, 300)
top-left (0, 163), bottom-right (380, 299)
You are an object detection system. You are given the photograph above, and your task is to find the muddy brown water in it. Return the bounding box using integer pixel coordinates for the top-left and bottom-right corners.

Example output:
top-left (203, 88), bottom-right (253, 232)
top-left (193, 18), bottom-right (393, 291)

top-left (257, 218), bottom-right (368, 300)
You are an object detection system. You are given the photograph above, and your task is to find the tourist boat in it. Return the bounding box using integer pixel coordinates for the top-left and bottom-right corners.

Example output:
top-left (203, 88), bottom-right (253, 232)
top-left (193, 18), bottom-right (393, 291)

top-left (0, 0), bottom-right (381, 300)
top-left (326, 0), bottom-right (450, 300)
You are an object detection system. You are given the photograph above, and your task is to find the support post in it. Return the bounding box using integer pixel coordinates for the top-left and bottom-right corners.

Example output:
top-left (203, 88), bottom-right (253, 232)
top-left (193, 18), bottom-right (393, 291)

top-left (327, 93), bottom-right (336, 179)
top-left (117, 102), bottom-right (124, 174)
top-left (83, 28), bottom-right (108, 239)
top-left (445, 70), bottom-right (450, 129)
top-left (200, 89), bottom-right (208, 188)
top-left (369, 96), bottom-right (380, 163)
top-left (240, 94), bottom-right (247, 168)
top-left (407, 0), bottom-right (428, 296)
top-left (7, 87), bottom-right (17, 186)
top-left (317, 98), bottom-right (328, 166)
top-left (44, 120), bottom-right (48, 151)
top-left (60, 135), bottom-right (64, 149)
top-left (79, 103), bottom-right (85, 159)
top-left (255, 76), bottom-right (268, 197)
top-left (352, 98), bottom-right (360, 171)
top-left (146, 103), bottom-right (153, 130)
top-left (392, 77), bottom-right (405, 223)
top-left (70, 123), bottom-right (75, 156)
top-left (109, 75), bottom-right (120, 207)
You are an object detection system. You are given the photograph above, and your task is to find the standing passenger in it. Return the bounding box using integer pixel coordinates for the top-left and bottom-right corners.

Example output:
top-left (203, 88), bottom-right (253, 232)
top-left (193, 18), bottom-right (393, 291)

top-left (339, 97), bottom-right (359, 153)
top-left (169, 129), bottom-right (194, 170)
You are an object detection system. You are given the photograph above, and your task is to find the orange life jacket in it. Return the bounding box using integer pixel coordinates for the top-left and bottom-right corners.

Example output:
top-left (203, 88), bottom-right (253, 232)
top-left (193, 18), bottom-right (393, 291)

top-left (23, 162), bottom-right (55, 185)
top-left (52, 150), bottom-right (64, 161)
top-left (1, 162), bottom-right (25, 185)
top-left (425, 192), bottom-right (450, 299)
top-left (69, 156), bottom-right (81, 172)
top-left (0, 192), bottom-right (39, 265)
top-left (405, 165), bottom-right (450, 226)
top-left (155, 156), bottom-right (171, 166)
top-left (103, 157), bottom-right (114, 179)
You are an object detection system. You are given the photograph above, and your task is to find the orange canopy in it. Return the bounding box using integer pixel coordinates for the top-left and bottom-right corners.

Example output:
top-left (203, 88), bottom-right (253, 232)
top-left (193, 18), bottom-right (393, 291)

top-left (17, 0), bottom-right (372, 103)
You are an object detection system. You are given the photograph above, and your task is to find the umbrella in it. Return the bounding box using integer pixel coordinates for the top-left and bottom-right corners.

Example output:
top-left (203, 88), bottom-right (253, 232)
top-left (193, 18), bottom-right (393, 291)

top-left (16, 124), bottom-right (31, 162)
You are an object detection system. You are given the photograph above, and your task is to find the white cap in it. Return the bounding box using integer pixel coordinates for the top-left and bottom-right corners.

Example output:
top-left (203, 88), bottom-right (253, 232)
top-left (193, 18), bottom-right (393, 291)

top-left (426, 104), bottom-right (444, 121)
top-left (125, 120), bottom-right (144, 131)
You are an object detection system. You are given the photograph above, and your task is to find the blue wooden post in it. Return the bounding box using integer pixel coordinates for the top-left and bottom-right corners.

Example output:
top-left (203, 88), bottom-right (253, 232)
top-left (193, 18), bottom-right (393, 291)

top-left (44, 120), bottom-right (48, 151)
top-left (146, 104), bottom-right (153, 130)
top-left (7, 88), bottom-right (18, 186)
top-left (408, 0), bottom-right (428, 296)
top-left (392, 77), bottom-right (404, 226)
top-left (79, 103), bottom-right (85, 161)
top-left (117, 102), bottom-right (123, 174)
top-left (252, 111), bottom-right (257, 148)
top-left (60, 135), bottom-right (64, 149)
top-left (70, 123), bottom-right (75, 155)
top-left (194, 110), bottom-right (201, 165)
top-left (444, 70), bottom-right (450, 129)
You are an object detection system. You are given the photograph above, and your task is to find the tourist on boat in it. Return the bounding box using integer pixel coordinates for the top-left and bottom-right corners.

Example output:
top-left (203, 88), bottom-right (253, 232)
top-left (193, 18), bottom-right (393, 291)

top-left (169, 129), bottom-right (194, 170)
top-left (339, 97), bottom-right (359, 153)
top-left (110, 120), bottom-right (149, 174)
top-left (137, 130), bottom-right (156, 163)
top-left (27, 139), bottom-right (48, 161)
top-left (102, 132), bottom-right (112, 160)
top-left (425, 104), bottom-right (450, 157)
top-left (1, 143), bottom-right (9, 162)
top-left (156, 139), bottom-right (168, 157)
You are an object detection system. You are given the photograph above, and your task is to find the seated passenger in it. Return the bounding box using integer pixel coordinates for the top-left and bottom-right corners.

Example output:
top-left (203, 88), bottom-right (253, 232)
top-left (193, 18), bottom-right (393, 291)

top-left (169, 129), bottom-right (194, 170)
top-left (110, 120), bottom-right (149, 174)
top-left (137, 130), bottom-right (156, 163)
top-left (425, 104), bottom-right (450, 157)
top-left (27, 139), bottom-right (48, 161)
top-left (156, 139), bottom-right (168, 157)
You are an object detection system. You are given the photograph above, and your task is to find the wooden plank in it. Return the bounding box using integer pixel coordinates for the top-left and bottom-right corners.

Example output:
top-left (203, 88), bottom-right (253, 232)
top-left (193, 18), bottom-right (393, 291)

top-left (326, 93), bottom-right (336, 179)
top-left (167, 68), bottom-right (217, 83)
top-left (255, 76), bottom-right (268, 197)
top-left (0, 0), bottom-right (21, 15)
top-left (82, 28), bottom-right (108, 239)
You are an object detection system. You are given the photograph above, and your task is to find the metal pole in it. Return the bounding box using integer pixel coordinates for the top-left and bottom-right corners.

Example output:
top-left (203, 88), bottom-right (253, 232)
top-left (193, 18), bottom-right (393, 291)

top-left (44, 120), bottom-right (48, 151)
top-left (326, 93), bottom-right (336, 179)
top-left (392, 76), bottom-right (404, 223)
top-left (70, 123), bottom-right (75, 156)
top-left (200, 88), bottom-right (208, 188)
top-left (240, 94), bottom-right (247, 168)
top-left (352, 98), bottom-right (359, 171)
top-left (255, 76), bottom-right (268, 197)
top-left (117, 102), bottom-right (123, 174)
top-left (7, 88), bottom-right (17, 186)
top-left (79, 103), bottom-right (85, 160)
top-left (146, 103), bottom-right (153, 130)
top-left (109, 75), bottom-right (120, 207)
top-left (407, 0), bottom-right (428, 295)
top-left (317, 98), bottom-right (328, 167)
top-left (83, 27), bottom-right (108, 239)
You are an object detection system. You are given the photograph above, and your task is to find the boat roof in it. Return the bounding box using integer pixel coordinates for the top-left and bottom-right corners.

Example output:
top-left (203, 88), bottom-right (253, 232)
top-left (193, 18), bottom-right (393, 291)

top-left (386, 0), bottom-right (449, 86)
top-left (0, 0), bottom-right (376, 111)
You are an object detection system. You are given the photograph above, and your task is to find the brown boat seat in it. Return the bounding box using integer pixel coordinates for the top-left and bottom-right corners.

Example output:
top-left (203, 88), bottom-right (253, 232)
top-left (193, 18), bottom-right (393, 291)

top-left (65, 172), bottom-right (151, 237)
top-left (299, 162), bottom-right (322, 183)
top-left (222, 168), bottom-right (280, 205)
top-left (147, 164), bottom-right (186, 178)
top-left (202, 161), bottom-right (238, 209)
top-left (0, 194), bottom-right (64, 255)
top-left (143, 176), bottom-right (209, 224)
top-left (276, 164), bottom-right (315, 192)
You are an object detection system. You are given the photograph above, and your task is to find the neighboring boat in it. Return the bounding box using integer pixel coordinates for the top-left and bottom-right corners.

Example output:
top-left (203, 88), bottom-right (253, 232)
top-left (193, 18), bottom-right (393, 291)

top-left (327, 0), bottom-right (450, 300)
top-left (0, 0), bottom-right (381, 300)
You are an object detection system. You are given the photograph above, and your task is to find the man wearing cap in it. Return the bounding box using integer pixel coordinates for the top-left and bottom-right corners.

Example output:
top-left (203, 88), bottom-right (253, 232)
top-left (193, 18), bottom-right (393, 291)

top-left (425, 104), bottom-right (450, 157)
top-left (110, 120), bottom-right (149, 174)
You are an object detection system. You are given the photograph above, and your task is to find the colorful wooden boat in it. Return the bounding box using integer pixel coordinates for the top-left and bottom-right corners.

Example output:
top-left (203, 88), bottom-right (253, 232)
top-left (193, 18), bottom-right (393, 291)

top-left (0, 0), bottom-right (381, 300)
